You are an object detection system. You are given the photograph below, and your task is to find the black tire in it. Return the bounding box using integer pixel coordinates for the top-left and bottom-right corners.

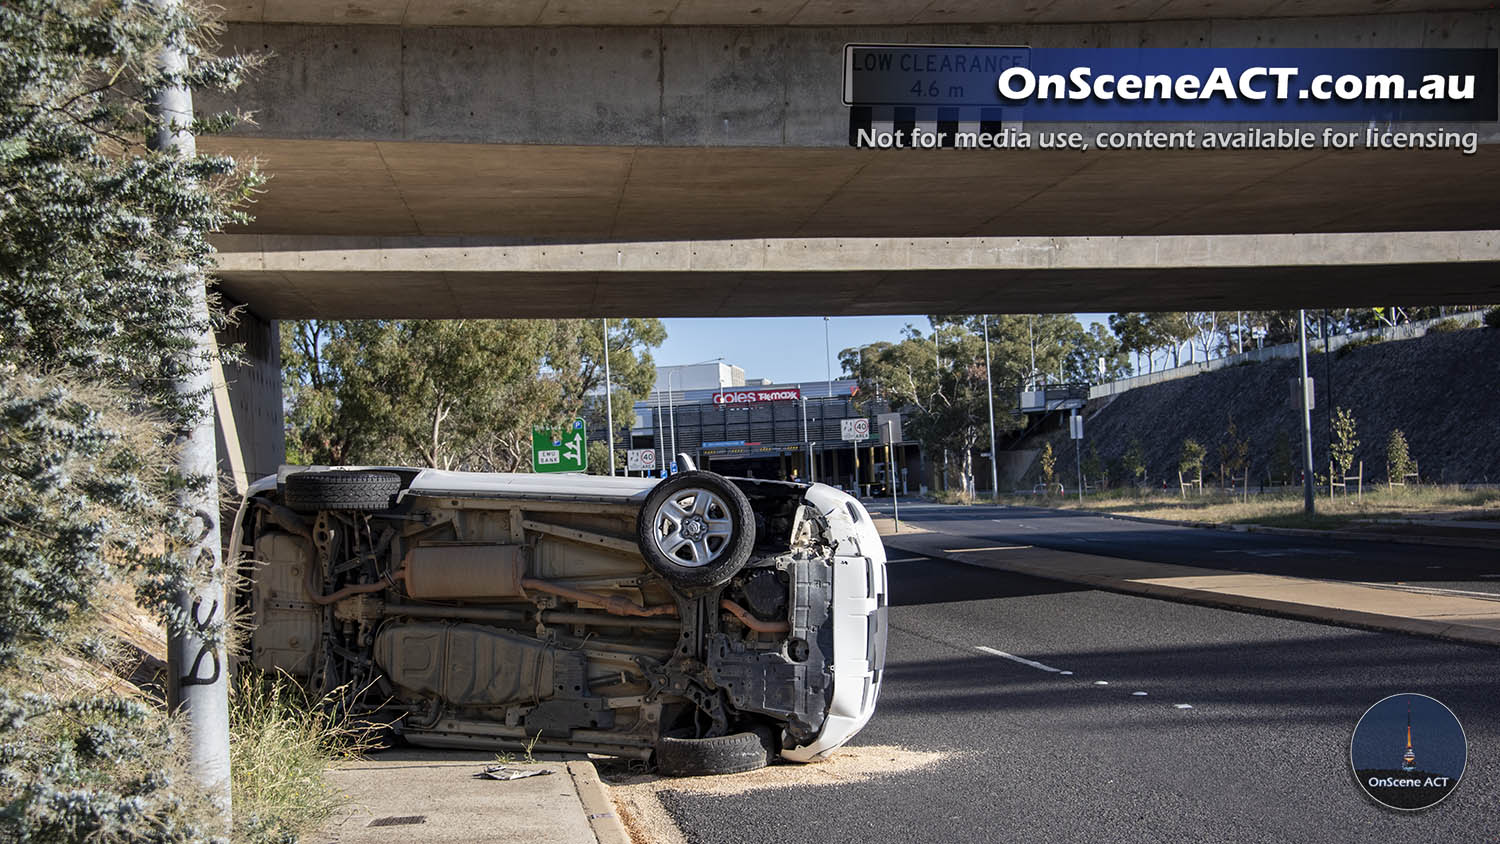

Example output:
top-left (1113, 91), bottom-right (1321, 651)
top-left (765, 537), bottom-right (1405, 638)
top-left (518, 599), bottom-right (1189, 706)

top-left (284, 470), bottom-right (400, 513)
top-left (636, 470), bottom-right (754, 588)
top-left (655, 728), bottom-right (774, 777)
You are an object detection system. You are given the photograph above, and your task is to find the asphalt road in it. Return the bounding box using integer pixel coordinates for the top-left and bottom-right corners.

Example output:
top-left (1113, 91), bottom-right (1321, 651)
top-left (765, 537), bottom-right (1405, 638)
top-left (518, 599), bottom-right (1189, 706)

top-left (868, 500), bottom-right (1500, 595)
top-left (657, 549), bottom-right (1500, 843)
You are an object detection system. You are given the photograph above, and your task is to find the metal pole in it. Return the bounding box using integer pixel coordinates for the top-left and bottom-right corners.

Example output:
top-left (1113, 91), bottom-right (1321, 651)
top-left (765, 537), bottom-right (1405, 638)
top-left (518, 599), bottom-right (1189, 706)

top-left (654, 386), bottom-right (664, 474)
top-left (824, 316), bottom-right (833, 397)
top-left (1298, 310), bottom-right (1316, 514)
top-left (983, 315), bottom-right (1000, 501)
top-left (886, 420), bottom-right (900, 532)
top-left (1074, 411), bottom-right (1083, 503)
top-left (1323, 310), bottom-right (1334, 459)
top-left (1028, 314), bottom-right (1036, 384)
top-left (151, 0), bottom-right (231, 821)
top-left (800, 394), bottom-right (810, 481)
top-left (667, 372), bottom-right (677, 466)
top-left (602, 318), bottom-right (615, 476)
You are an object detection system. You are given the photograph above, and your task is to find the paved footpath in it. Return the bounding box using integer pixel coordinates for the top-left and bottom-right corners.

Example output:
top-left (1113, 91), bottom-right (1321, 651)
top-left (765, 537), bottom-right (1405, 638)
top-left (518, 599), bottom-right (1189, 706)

top-left (871, 504), bottom-right (1500, 648)
top-left (319, 749), bottom-right (628, 844)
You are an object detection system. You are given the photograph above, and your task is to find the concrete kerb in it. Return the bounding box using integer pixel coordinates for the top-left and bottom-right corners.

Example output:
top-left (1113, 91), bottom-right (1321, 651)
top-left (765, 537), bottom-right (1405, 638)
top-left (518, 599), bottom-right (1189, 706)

top-left (877, 529), bottom-right (1500, 650)
top-left (568, 761), bottom-right (633, 844)
top-left (1028, 506), bottom-right (1500, 551)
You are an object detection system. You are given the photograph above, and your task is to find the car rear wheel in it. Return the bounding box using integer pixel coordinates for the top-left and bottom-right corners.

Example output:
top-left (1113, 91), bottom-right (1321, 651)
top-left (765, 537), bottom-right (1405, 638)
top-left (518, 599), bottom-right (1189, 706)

top-left (284, 470), bottom-right (401, 513)
top-left (655, 728), bottom-right (775, 777)
top-left (636, 471), bottom-right (754, 588)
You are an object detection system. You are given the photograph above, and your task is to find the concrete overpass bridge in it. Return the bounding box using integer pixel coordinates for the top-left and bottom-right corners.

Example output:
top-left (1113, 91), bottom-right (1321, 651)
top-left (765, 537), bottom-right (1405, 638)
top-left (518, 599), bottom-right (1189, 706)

top-left (201, 1), bottom-right (1500, 477)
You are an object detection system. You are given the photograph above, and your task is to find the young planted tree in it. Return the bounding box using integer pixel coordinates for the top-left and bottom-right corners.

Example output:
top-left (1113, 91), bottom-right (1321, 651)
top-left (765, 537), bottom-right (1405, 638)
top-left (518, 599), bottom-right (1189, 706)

top-left (1179, 438), bottom-right (1205, 495)
top-left (1270, 429), bottom-right (1295, 486)
top-left (1219, 414), bottom-right (1250, 496)
top-left (1039, 442), bottom-right (1057, 493)
top-left (1122, 439), bottom-right (1148, 489)
top-left (1331, 406), bottom-right (1360, 482)
top-left (1386, 429), bottom-right (1414, 486)
top-left (1082, 443), bottom-right (1105, 490)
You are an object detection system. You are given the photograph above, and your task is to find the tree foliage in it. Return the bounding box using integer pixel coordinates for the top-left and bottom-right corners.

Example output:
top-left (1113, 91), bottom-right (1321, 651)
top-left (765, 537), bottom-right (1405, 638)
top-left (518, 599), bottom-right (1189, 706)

top-left (1386, 429), bottom-right (1414, 484)
top-left (1122, 439), bottom-right (1147, 486)
top-left (282, 318), bottom-right (664, 473)
top-left (1331, 406), bottom-right (1360, 479)
top-left (1179, 438), bottom-right (1205, 477)
top-left (1038, 442), bottom-right (1056, 490)
top-left (0, 1), bottom-right (259, 841)
top-left (845, 314), bottom-right (1116, 491)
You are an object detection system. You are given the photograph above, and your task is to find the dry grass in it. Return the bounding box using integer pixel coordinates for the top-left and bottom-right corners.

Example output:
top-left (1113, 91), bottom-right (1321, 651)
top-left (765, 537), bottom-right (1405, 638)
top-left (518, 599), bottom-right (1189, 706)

top-left (1000, 484), bottom-right (1500, 530)
top-left (229, 669), bottom-right (380, 843)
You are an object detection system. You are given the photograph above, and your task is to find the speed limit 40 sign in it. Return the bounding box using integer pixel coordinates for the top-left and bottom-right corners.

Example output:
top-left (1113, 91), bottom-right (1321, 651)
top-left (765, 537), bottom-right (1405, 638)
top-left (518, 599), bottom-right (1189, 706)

top-left (627, 449), bottom-right (657, 471)
top-left (841, 418), bottom-right (871, 441)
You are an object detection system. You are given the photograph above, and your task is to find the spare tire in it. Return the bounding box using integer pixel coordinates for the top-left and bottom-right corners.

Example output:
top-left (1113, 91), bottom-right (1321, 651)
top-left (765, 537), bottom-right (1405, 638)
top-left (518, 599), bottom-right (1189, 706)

top-left (284, 470), bottom-right (401, 513)
top-left (636, 470), bottom-right (754, 588)
top-left (655, 728), bottom-right (775, 777)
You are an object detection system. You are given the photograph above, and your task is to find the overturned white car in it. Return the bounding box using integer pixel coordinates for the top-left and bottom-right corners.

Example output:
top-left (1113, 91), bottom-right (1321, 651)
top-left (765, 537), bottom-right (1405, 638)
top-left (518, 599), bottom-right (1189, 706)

top-left (230, 463), bottom-right (887, 775)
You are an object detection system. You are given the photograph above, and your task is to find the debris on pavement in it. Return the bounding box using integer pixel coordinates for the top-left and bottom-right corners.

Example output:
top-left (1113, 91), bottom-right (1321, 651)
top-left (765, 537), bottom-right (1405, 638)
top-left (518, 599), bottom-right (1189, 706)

top-left (476, 765), bottom-right (555, 781)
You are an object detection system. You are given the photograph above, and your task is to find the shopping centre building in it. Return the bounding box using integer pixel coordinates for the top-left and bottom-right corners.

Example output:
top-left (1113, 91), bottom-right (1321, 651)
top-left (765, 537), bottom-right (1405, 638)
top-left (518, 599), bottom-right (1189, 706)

top-left (618, 363), bottom-right (920, 497)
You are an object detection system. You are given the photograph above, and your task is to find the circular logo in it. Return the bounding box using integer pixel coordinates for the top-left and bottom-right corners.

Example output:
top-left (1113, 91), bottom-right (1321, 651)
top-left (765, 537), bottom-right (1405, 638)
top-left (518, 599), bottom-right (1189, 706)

top-left (1350, 693), bottom-right (1466, 811)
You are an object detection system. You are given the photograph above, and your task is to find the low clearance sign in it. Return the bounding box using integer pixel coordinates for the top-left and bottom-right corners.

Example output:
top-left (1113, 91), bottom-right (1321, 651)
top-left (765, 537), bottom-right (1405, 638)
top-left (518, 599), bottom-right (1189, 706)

top-left (712, 388), bottom-right (802, 405)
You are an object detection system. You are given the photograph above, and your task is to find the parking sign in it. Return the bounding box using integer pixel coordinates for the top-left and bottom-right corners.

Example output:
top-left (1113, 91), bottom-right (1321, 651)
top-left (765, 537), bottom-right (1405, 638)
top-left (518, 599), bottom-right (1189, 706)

top-left (841, 418), bottom-right (871, 441)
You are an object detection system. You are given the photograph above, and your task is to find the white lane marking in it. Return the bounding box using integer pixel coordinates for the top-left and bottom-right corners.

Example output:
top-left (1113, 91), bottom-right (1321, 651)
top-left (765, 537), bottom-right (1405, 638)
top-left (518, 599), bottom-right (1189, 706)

top-left (1132, 691), bottom-right (1148, 696)
top-left (1174, 704), bottom-right (1194, 710)
top-left (1093, 681), bottom-right (1109, 686)
top-left (975, 646), bottom-right (1064, 673)
top-left (1482, 574), bottom-right (1500, 579)
top-left (1212, 547), bottom-right (1354, 557)
top-left (1059, 671), bottom-right (1074, 676)
top-left (1354, 582), bottom-right (1500, 601)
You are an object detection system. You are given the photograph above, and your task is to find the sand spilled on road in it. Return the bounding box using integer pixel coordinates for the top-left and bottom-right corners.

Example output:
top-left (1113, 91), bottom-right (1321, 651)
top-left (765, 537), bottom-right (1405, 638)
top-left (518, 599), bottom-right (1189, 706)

top-left (604, 745), bottom-right (951, 844)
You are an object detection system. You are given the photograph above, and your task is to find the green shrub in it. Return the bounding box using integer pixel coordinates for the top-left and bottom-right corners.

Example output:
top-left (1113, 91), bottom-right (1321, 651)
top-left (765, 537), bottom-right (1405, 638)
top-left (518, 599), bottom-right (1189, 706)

top-left (1386, 429), bottom-right (1415, 484)
top-left (1426, 318), bottom-right (1466, 333)
top-left (1122, 439), bottom-right (1147, 486)
top-left (1179, 438), bottom-right (1206, 476)
top-left (1483, 307), bottom-right (1500, 329)
top-left (1331, 407), bottom-right (1360, 480)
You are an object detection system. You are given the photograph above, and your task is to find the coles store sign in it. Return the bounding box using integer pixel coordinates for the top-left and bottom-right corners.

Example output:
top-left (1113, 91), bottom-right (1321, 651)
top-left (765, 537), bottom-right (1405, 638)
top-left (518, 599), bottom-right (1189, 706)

top-left (712, 387), bottom-right (802, 405)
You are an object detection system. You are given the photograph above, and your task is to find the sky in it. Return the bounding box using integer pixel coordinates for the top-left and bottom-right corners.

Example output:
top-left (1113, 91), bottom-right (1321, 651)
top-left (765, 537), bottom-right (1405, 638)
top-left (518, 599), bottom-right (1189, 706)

top-left (656, 313), bottom-right (1114, 384)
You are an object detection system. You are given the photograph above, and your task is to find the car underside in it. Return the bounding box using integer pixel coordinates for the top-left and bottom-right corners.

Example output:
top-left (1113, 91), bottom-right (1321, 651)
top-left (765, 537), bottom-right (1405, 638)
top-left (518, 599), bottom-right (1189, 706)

top-left (231, 466), bottom-right (887, 775)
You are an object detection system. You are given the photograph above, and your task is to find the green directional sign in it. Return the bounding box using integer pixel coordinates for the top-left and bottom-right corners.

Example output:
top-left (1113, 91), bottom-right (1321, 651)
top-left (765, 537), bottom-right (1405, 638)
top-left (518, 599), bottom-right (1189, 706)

top-left (531, 419), bottom-right (588, 473)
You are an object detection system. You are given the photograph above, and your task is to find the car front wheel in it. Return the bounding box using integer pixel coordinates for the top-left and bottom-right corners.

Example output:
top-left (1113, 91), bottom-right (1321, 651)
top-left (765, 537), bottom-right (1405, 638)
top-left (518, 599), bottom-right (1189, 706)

top-left (635, 470), bottom-right (754, 588)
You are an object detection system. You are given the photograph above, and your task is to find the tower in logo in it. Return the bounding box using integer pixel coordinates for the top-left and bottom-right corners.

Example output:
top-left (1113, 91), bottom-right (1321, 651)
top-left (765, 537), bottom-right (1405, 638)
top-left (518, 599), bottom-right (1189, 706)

top-left (1401, 702), bottom-right (1417, 772)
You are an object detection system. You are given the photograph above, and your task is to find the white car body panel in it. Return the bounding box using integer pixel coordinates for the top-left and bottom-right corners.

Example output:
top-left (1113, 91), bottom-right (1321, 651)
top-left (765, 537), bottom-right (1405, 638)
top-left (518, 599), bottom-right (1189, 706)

top-left (780, 484), bottom-right (888, 762)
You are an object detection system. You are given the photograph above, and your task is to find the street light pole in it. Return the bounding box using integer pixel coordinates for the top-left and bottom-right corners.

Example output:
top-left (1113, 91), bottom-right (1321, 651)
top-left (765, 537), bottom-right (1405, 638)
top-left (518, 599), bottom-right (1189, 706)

top-left (983, 314), bottom-right (1000, 501)
top-left (654, 383), bottom-right (665, 474)
top-left (150, 0), bottom-right (231, 823)
top-left (800, 393), bottom-right (811, 482)
top-left (1298, 310), bottom-right (1316, 514)
top-left (824, 316), bottom-right (833, 397)
top-left (886, 420), bottom-right (900, 532)
top-left (667, 371), bottom-right (677, 467)
top-left (602, 318), bottom-right (615, 476)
